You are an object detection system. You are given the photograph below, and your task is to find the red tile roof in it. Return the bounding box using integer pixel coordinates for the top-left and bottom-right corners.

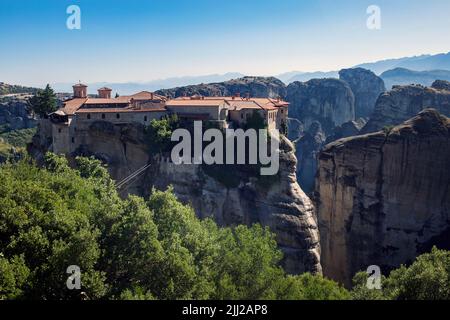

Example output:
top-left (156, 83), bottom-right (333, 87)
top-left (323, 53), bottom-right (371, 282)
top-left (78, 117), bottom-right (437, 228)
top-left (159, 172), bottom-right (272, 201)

top-left (84, 98), bottom-right (129, 105)
top-left (61, 98), bottom-right (88, 115)
top-left (76, 108), bottom-right (166, 113)
top-left (166, 99), bottom-right (225, 107)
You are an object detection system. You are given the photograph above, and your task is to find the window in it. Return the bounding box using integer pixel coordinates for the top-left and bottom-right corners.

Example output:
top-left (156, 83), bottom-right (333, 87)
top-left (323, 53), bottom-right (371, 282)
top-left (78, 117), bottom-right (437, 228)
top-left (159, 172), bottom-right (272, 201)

top-left (87, 114), bottom-right (91, 120)
top-left (116, 113), bottom-right (120, 119)
top-left (144, 116), bottom-right (148, 122)
top-left (241, 113), bottom-right (244, 119)
top-left (71, 137), bottom-right (75, 143)
top-left (102, 114), bottom-right (105, 119)
top-left (281, 109), bottom-right (284, 114)
top-left (58, 128), bottom-right (62, 133)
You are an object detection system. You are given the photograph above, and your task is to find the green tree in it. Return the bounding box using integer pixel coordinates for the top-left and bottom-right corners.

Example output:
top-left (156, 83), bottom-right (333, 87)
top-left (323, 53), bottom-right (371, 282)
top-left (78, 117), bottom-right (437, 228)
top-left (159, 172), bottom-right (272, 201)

top-left (244, 111), bottom-right (266, 130)
top-left (0, 154), bottom-right (349, 300)
top-left (145, 114), bottom-right (179, 153)
top-left (27, 84), bottom-right (57, 118)
top-left (351, 247), bottom-right (450, 300)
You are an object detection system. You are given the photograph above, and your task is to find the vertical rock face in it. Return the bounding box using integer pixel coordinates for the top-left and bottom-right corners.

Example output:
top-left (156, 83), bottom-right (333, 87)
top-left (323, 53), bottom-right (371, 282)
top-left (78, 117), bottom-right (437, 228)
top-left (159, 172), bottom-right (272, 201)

top-left (315, 109), bottom-right (450, 285)
top-left (287, 117), bottom-right (304, 142)
top-left (295, 121), bottom-right (325, 193)
top-left (339, 68), bottom-right (386, 119)
top-left (362, 81), bottom-right (450, 133)
top-left (29, 122), bottom-right (322, 275)
top-left (147, 136), bottom-right (321, 275)
top-left (0, 97), bottom-right (37, 130)
top-left (325, 119), bottom-right (366, 145)
top-left (286, 79), bottom-right (355, 136)
top-left (156, 76), bottom-right (287, 99)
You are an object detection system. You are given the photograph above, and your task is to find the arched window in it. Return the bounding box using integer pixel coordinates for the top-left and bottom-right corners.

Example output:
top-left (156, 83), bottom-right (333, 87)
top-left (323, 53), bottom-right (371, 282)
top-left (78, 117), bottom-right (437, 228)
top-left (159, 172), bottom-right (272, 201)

top-left (144, 116), bottom-right (148, 122)
top-left (87, 114), bottom-right (91, 120)
top-left (116, 113), bottom-right (120, 119)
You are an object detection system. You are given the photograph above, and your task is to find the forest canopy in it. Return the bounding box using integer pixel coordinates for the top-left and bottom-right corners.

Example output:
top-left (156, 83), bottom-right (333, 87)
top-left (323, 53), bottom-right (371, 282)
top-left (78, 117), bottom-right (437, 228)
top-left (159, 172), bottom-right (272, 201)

top-left (0, 154), bottom-right (449, 300)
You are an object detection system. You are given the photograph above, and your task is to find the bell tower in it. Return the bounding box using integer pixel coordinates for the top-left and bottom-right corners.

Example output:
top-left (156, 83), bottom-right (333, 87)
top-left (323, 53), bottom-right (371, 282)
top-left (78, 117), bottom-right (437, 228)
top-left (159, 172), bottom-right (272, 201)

top-left (73, 83), bottom-right (88, 98)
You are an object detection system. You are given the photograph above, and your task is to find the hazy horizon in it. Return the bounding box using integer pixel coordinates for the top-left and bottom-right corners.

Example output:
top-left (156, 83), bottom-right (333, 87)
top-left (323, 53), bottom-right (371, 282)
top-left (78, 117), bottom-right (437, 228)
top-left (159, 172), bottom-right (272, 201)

top-left (1, 0), bottom-right (450, 87)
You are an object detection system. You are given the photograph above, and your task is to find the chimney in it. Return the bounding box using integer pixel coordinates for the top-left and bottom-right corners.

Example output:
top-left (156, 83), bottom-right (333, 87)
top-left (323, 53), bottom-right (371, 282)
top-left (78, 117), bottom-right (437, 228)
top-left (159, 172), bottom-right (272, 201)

top-left (73, 83), bottom-right (88, 98)
top-left (98, 87), bottom-right (112, 99)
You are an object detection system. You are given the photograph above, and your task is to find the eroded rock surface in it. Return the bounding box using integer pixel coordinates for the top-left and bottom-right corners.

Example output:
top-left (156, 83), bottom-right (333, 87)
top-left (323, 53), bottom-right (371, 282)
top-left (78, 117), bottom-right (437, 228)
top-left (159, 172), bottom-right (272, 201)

top-left (339, 68), bottom-right (386, 119)
top-left (29, 120), bottom-right (322, 275)
top-left (286, 78), bottom-right (355, 136)
top-left (156, 76), bottom-right (286, 99)
top-left (315, 109), bottom-right (450, 285)
top-left (362, 81), bottom-right (450, 133)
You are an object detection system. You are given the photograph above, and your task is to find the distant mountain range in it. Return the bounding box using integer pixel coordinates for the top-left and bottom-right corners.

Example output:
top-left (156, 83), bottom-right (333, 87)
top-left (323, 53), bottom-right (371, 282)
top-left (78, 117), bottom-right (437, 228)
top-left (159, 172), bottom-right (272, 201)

top-left (283, 52), bottom-right (450, 84)
top-left (380, 68), bottom-right (450, 89)
top-left (284, 71), bottom-right (340, 83)
top-left (355, 52), bottom-right (450, 75)
top-left (50, 72), bottom-right (245, 95)
top-left (7, 51), bottom-right (450, 94)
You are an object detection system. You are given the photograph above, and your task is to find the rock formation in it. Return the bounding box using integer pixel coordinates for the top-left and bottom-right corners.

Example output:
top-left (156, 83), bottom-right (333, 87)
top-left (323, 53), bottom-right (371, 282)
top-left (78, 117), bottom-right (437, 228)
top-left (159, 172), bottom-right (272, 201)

top-left (315, 109), bottom-right (450, 285)
top-left (339, 68), bottom-right (386, 119)
top-left (0, 96), bottom-right (37, 130)
top-left (287, 117), bottom-right (304, 142)
top-left (325, 119), bottom-right (366, 144)
top-left (432, 79), bottom-right (450, 91)
top-left (156, 76), bottom-right (286, 99)
top-left (29, 119), bottom-right (322, 275)
top-left (286, 79), bottom-right (355, 136)
top-left (295, 122), bottom-right (325, 194)
top-left (362, 81), bottom-right (450, 133)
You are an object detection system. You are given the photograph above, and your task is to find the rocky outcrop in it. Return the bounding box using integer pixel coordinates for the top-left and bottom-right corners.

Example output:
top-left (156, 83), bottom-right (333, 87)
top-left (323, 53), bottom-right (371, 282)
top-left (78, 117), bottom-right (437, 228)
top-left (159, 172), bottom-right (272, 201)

top-left (339, 68), bottom-right (386, 119)
top-left (287, 117), bottom-right (304, 141)
top-left (295, 122), bottom-right (325, 194)
top-left (315, 109), bottom-right (450, 285)
top-left (148, 136), bottom-right (321, 274)
top-left (286, 79), bottom-right (355, 136)
top-left (0, 97), bottom-right (36, 130)
top-left (156, 76), bottom-right (286, 99)
top-left (362, 82), bottom-right (450, 133)
top-left (29, 120), bottom-right (322, 275)
top-left (325, 119), bottom-right (366, 144)
top-left (432, 79), bottom-right (450, 91)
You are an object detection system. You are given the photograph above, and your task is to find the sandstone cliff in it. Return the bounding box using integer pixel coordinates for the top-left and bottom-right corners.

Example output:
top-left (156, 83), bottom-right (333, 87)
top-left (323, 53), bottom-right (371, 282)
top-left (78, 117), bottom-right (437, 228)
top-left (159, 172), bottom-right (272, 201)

top-left (286, 78), bottom-right (355, 136)
top-left (29, 120), bottom-right (322, 275)
top-left (0, 96), bottom-right (37, 130)
top-left (339, 68), bottom-right (386, 119)
top-left (156, 76), bottom-right (286, 99)
top-left (315, 109), bottom-right (450, 285)
top-left (362, 81), bottom-right (450, 133)
top-left (295, 122), bottom-right (325, 194)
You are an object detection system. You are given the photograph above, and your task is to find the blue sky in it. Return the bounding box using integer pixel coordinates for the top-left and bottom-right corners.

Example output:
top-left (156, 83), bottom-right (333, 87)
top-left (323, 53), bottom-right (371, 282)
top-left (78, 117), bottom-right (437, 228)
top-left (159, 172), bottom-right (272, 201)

top-left (1, 0), bottom-right (450, 86)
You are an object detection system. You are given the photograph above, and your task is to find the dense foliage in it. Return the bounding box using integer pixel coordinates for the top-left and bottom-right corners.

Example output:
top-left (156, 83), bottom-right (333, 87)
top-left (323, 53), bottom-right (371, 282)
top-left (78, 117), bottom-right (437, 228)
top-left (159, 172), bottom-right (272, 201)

top-left (0, 128), bottom-right (37, 148)
top-left (0, 154), bottom-right (349, 300)
top-left (243, 111), bottom-right (266, 130)
top-left (27, 84), bottom-right (57, 118)
top-left (145, 114), bottom-right (180, 153)
top-left (1, 153), bottom-right (449, 300)
top-left (351, 247), bottom-right (450, 300)
top-left (0, 83), bottom-right (39, 96)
